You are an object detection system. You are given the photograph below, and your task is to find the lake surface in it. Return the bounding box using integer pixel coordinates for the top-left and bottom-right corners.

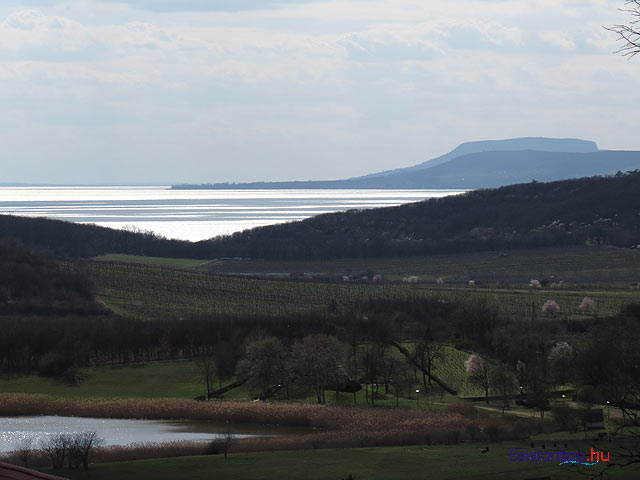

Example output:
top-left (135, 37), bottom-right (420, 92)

top-left (0, 186), bottom-right (463, 241)
top-left (0, 416), bottom-right (271, 453)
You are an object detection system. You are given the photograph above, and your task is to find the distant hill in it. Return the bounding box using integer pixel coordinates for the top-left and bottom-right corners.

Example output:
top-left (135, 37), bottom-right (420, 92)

top-left (172, 137), bottom-right (640, 190)
top-left (196, 171), bottom-right (640, 260)
top-left (343, 150), bottom-right (640, 189)
top-left (355, 137), bottom-right (599, 180)
top-left (4, 171), bottom-right (638, 261)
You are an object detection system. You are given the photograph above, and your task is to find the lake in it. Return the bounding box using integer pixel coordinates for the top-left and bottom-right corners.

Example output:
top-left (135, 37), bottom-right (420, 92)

top-left (0, 416), bottom-right (278, 453)
top-left (0, 186), bottom-right (464, 242)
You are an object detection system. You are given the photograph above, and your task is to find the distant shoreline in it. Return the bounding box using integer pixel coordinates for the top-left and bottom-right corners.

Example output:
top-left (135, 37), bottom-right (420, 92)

top-left (171, 182), bottom-right (446, 190)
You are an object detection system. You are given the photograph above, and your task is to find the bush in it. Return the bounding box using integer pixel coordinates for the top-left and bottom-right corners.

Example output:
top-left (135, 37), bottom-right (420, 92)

top-left (484, 422), bottom-right (502, 442)
top-left (40, 432), bottom-right (104, 470)
top-left (552, 404), bottom-right (581, 432)
top-left (446, 401), bottom-right (478, 418)
top-left (37, 352), bottom-right (74, 377)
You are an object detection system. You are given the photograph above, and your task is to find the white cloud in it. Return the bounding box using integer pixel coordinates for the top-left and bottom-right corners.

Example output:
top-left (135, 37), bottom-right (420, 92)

top-left (0, 1), bottom-right (639, 183)
top-left (539, 31), bottom-right (577, 50)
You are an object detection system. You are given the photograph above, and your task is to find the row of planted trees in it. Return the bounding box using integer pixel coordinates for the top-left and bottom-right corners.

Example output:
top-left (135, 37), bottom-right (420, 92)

top-left (196, 331), bottom-right (458, 407)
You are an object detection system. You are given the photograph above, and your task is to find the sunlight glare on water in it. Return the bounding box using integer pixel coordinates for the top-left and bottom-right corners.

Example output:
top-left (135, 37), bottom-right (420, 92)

top-left (0, 186), bottom-right (465, 241)
top-left (0, 416), bottom-right (260, 452)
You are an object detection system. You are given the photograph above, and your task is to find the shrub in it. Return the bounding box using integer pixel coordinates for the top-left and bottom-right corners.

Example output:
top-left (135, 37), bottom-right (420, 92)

top-left (484, 422), bottom-right (502, 442)
top-left (37, 352), bottom-right (74, 377)
top-left (552, 404), bottom-right (581, 432)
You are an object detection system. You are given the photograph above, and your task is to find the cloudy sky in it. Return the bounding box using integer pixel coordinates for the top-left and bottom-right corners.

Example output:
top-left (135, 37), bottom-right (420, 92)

top-left (1, 0), bottom-right (639, 184)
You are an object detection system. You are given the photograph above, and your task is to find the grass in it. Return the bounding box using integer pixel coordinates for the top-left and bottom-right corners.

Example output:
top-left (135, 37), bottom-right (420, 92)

top-left (40, 443), bottom-right (640, 480)
top-left (202, 245), bottom-right (640, 283)
top-left (0, 361), bottom-right (206, 399)
top-left (93, 254), bottom-right (208, 269)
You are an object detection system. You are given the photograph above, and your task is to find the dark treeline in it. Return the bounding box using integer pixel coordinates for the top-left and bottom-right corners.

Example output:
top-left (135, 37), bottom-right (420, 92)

top-left (0, 295), bottom-right (501, 379)
top-left (2, 172), bottom-right (640, 260)
top-left (0, 215), bottom-right (201, 259)
top-left (0, 241), bottom-right (103, 315)
top-left (3, 288), bottom-right (638, 388)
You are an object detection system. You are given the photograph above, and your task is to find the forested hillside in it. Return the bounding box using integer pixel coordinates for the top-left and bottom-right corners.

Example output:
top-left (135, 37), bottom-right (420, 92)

top-left (1, 172), bottom-right (639, 260)
top-left (0, 241), bottom-right (103, 315)
top-left (200, 172), bottom-right (640, 259)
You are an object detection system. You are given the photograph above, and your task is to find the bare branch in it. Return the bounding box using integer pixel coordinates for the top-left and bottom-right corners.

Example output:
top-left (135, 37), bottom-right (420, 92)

top-left (606, 1), bottom-right (640, 58)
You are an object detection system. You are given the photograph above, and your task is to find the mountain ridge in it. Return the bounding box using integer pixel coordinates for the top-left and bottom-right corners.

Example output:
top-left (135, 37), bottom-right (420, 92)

top-left (173, 147), bottom-right (640, 190)
top-left (173, 137), bottom-right (619, 190)
top-left (353, 137), bottom-right (599, 180)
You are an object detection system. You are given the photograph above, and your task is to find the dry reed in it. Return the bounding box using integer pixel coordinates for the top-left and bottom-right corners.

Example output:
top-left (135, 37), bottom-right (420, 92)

top-left (0, 394), bottom-right (530, 467)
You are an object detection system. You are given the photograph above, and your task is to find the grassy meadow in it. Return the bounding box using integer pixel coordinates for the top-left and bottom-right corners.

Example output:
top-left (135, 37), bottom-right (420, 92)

top-left (48, 444), bottom-right (639, 480)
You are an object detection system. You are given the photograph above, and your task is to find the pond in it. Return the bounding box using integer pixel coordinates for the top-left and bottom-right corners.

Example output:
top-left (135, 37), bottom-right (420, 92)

top-left (0, 416), bottom-right (281, 452)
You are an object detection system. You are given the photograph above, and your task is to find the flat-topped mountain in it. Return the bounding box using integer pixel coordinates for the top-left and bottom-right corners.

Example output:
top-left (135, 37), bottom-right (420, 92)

top-left (356, 137), bottom-right (599, 180)
top-left (173, 137), bottom-right (640, 190)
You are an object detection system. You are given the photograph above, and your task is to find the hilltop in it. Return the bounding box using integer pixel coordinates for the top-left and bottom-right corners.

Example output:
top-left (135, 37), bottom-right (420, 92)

top-left (172, 137), bottom-right (640, 190)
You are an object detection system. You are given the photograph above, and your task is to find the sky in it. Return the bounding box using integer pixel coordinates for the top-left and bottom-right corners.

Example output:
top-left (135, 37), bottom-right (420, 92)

top-left (1, 0), bottom-right (639, 184)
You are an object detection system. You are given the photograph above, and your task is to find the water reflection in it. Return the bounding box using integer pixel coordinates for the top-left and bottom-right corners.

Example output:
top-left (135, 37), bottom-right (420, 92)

top-left (0, 187), bottom-right (464, 241)
top-left (0, 416), bottom-right (273, 452)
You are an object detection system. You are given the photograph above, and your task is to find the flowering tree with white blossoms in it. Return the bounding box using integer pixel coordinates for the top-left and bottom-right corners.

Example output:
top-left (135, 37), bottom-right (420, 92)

top-left (579, 297), bottom-right (596, 312)
top-left (465, 354), bottom-right (492, 403)
top-left (542, 300), bottom-right (559, 316)
top-left (548, 341), bottom-right (573, 384)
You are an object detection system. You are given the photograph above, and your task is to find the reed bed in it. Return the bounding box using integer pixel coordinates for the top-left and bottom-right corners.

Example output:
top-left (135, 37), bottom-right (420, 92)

top-left (0, 394), bottom-right (529, 467)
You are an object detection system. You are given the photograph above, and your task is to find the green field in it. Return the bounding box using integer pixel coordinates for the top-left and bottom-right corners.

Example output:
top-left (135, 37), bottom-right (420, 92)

top-left (42, 444), bottom-right (637, 480)
top-left (89, 261), bottom-right (423, 318)
top-left (89, 258), bottom-right (638, 321)
top-left (202, 245), bottom-right (640, 284)
top-left (0, 361), bottom-right (206, 399)
top-left (93, 254), bottom-right (208, 269)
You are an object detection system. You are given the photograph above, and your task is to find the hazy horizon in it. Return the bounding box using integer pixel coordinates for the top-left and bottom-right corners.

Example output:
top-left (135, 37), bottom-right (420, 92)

top-left (1, 1), bottom-right (639, 184)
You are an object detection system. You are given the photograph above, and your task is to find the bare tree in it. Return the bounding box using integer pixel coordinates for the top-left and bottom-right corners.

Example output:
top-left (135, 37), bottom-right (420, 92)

top-left (72, 432), bottom-right (105, 469)
top-left (220, 429), bottom-right (233, 459)
top-left (236, 336), bottom-right (287, 400)
top-left (13, 437), bottom-right (34, 468)
top-left (208, 422), bottom-right (233, 459)
top-left (214, 341), bottom-right (238, 392)
top-left (40, 433), bottom-right (71, 470)
top-left (195, 354), bottom-right (217, 400)
top-left (361, 342), bottom-right (382, 405)
top-left (389, 359), bottom-right (412, 408)
top-left (40, 432), bottom-right (104, 470)
top-left (412, 341), bottom-right (443, 389)
top-left (292, 334), bottom-right (349, 404)
top-left (491, 363), bottom-right (517, 415)
top-left (607, 1), bottom-right (640, 58)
